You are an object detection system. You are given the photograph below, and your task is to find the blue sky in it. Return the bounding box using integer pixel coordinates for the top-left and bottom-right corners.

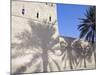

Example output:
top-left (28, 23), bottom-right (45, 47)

top-left (57, 4), bottom-right (90, 38)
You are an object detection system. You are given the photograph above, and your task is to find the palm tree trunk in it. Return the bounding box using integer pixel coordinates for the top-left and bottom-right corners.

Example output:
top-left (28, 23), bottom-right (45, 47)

top-left (42, 49), bottom-right (48, 72)
top-left (69, 59), bottom-right (73, 69)
top-left (92, 43), bottom-right (96, 64)
top-left (94, 52), bottom-right (96, 64)
top-left (83, 57), bottom-right (86, 68)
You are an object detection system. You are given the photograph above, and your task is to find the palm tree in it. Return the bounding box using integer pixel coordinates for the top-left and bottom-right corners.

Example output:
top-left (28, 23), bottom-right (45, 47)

top-left (78, 6), bottom-right (96, 66)
top-left (71, 40), bottom-right (93, 68)
top-left (60, 37), bottom-right (78, 70)
top-left (78, 6), bottom-right (96, 43)
top-left (12, 20), bottom-right (61, 74)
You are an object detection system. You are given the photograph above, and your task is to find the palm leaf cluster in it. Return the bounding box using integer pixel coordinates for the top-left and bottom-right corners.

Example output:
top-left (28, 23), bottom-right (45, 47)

top-left (78, 6), bottom-right (96, 43)
top-left (60, 36), bottom-right (95, 70)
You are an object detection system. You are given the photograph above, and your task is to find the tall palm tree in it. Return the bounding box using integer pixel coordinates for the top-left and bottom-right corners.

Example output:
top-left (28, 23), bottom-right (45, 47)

top-left (78, 6), bottom-right (96, 66)
top-left (60, 37), bottom-right (78, 70)
top-left (71, 40), bottom-right (93, 68)
top-left (78, 6), bottom-right (96, 44)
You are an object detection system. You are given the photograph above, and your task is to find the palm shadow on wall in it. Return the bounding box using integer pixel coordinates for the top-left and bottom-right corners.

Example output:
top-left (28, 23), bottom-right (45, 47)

top-left (12, 20), bottom-right (61, 75)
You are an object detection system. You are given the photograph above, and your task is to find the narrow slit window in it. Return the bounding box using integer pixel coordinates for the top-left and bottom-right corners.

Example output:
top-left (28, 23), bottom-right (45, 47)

top-left (51, 4), bottom-right (53, 7)
top-left (46, 3), bottom-right (48, 5)
top-left (22, 8), bottom-right (25, 15)
top-left (22, 5), bottom-right (25, 15)
top-left (49, 16), bottom-right (51, 22)
top-left (37, 12), bottom-right (39, 19)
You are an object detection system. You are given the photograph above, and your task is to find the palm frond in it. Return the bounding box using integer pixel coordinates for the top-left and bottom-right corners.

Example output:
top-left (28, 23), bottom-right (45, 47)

top-left (78, 6), bottom-right (96, 43)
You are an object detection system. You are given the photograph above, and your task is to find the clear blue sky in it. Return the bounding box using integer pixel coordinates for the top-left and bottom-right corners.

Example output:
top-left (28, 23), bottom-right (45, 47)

top-left (57, 4), bottom-right (90, 38)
